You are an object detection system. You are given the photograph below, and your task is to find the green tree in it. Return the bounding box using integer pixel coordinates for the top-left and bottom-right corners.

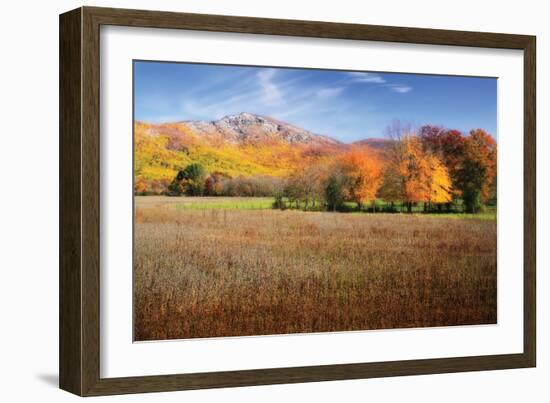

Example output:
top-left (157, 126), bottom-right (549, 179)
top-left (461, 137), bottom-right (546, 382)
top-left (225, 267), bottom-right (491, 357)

top-left (325, 172), bottom-right (346, 212)
top-left (167, 179), bottom-right (185, 196)
top-left (169, 163), bottom-right (207, 196)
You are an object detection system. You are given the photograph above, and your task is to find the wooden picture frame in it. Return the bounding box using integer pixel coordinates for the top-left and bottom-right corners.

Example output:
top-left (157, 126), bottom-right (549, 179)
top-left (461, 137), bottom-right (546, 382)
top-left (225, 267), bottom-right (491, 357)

top-left (59, 6), bottom-right (536, 396)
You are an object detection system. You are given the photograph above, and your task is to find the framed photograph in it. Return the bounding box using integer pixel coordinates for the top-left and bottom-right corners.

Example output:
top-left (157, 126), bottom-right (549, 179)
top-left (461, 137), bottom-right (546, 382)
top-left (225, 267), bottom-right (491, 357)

top-left (59, 6), bottom-right (536, 396)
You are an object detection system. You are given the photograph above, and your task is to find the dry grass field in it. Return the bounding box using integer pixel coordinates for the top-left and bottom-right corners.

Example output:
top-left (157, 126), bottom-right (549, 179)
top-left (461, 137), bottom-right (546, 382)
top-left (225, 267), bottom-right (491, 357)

top-left (134, 196), bottom-right (497, 341)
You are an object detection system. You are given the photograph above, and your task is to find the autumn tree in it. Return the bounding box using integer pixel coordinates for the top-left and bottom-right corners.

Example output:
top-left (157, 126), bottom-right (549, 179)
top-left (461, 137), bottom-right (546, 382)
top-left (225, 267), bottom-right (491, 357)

top-left (285, 163), bottom-right (328, 210)
top-left (420, 125), bottom-right (465, 208)
top-left (426, 154), bottom-right (453, 207)
top-left (376, 163), bottom-right (403, 210)
top-left (456, 129), bottom-right (497, 213)
top-left (338, 147), bottom-right (383, 210)
top-left (401, 137), bottom-right (431, 211)
top-left (204, 171), bottom-right (231, 196)
top-left (135, 178), bottom-right (171, 195)
top-left (378, 122), bottom-right (412, 210)
top-left (420, 126), bottom-right (465, 177)
top-left (379, 133), bottom-right (452, 212)
top-left (134, 178), bottom-right (149, 195)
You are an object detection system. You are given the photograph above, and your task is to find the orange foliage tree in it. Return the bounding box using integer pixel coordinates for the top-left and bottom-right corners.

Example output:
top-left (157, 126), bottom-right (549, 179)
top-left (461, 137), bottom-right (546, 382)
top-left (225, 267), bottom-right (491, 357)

top-left (401, 137), bottom-right (430, 208)
top-left (338, 146), bottom-right (383, 210)
top-left (456, 129), bottom-right (497, 213)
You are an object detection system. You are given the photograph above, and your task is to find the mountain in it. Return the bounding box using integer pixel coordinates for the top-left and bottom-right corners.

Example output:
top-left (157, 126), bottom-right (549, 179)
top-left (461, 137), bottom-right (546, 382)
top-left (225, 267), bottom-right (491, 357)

top-left (135, 113), bottom-right (377, 194)
top-left (179, 112), bottom-right (340, 147)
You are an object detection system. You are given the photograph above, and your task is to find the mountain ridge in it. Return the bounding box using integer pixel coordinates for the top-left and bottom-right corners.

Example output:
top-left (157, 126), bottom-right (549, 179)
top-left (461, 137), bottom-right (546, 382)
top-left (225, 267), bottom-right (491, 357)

top-left (162, 112), bottom-right (343, 147)
top-left (138, 112), bottom-right (392, 148)
top-left (134, 113), bottom-right (392, 193)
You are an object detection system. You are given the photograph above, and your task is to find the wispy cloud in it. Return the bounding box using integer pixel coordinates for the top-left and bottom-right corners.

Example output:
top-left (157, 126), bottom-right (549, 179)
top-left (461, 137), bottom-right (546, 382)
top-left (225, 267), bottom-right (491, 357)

top-left (179, 69), bottom-right (311, 120)
top-left (389, 85), bottom-right (413, 94)
top-left (136, 61), bottom-right (497, 142)
top-left (316, 87), bottom-right (344, 98)
top-left (347, 72), bottom-right (387, 84)
top-left (346, 72), bottom-right (414, 94)
top-left (257, 69), bottom-right (282, 104)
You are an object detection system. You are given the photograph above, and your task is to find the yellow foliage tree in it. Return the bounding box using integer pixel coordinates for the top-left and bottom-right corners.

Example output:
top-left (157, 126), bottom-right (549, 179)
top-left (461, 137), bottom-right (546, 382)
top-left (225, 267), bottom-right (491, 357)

top-left (426, 154), bottom-right (453, 204)
top-left (379, 135), bottom-right (452, 211)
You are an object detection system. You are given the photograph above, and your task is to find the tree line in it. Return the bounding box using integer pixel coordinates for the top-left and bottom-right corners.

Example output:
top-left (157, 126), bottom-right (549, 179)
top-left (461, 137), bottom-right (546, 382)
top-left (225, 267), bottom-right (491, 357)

top-left (164, 124), bottom-right (497, 214)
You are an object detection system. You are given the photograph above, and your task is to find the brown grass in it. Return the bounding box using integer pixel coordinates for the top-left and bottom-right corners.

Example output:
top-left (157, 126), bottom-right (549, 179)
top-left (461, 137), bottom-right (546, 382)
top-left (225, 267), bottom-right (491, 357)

top-left (134, 197), bottom-right (497, 341)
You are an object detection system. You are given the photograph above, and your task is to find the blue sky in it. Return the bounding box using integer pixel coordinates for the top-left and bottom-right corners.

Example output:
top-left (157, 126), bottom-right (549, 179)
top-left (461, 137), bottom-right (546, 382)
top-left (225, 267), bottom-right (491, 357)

top-left (134, 61), bottom-right (497, 143)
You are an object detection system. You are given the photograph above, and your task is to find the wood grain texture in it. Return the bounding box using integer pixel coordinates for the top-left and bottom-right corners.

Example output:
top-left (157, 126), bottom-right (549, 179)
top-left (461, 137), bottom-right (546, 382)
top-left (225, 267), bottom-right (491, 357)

top-left (59, 8), bottom-right (82, 396)
top-left (85, 6), bottom-right (531, 49)
top-left (523, 38), bottom-right (536, 367)
top-left (81, 6), bottom-right (102, 396)
top-left (59, 6), bottom-right (537, 396)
